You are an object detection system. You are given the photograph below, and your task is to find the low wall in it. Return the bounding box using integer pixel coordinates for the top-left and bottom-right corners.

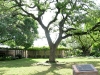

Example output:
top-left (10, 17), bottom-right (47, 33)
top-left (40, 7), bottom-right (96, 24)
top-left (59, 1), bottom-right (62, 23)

top-left (28, 50), bottom-right (65, 58)
top-left (0, 49), bottom-right (66, 58)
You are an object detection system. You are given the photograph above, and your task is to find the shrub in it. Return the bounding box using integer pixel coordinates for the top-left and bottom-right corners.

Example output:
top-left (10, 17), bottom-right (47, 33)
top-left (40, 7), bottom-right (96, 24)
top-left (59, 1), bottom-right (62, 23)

top-left (15, 54), bottom-right (22, 59)
top-left (90, 49), bottom-right (100, 57)
top-left (0, 55), bottom-right (13, 61)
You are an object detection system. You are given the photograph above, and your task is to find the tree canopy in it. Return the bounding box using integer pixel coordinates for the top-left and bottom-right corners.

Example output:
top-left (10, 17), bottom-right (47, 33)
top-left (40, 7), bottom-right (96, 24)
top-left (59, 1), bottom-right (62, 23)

top-left (0, 1), bottom-right (38, 49)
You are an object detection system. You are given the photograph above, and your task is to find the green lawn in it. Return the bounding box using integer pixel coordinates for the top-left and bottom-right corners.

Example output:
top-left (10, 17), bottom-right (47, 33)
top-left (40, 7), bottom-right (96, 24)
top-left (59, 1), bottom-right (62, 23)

top-left (0, 57), bottom-right (100, 75)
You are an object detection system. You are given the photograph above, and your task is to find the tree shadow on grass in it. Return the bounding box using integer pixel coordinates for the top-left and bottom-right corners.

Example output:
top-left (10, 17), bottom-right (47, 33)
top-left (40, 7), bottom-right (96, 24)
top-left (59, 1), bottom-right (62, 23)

top-left (31, 64), bottom-right (68, 75)
top-left (0, 58), bottom-right (38, 68)
top-left (0, 70), bottom-right (7, 75)
top-left (0, 58), bottom-right (100, 75)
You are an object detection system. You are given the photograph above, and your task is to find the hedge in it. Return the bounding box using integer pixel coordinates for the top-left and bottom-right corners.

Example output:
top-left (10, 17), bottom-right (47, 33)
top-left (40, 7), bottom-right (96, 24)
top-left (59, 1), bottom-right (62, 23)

top-left (0, 47), bottom-right (69, 51)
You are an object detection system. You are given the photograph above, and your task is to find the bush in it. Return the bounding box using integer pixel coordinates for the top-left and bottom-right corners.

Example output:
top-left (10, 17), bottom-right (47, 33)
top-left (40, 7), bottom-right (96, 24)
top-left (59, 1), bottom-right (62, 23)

top-left (73, 49), bottom-right (82, 56)
top-left (0, 55), bottom-right (14, 61)
top-left (15, 54), bottom-right (22, 59)
top-left (27, 46), bottom-right (68, 51)
top-left (58, 55), bottom-right (62, 58)
top-left (0, 57), bottom-right (5, 61)
top-left (90, 49), bottom-right (100, 57)
top-left (37, 55), bottom-right (41, 58)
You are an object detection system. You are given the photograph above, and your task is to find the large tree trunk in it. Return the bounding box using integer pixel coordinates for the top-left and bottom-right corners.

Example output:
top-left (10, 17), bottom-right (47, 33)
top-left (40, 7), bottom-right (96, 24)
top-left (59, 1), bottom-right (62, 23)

top-left (81, 46), bottom-right (92, 56)
top-left (49, 45), bottom-right (57, 63)
top-left (44, 29), bottom-right (57, 63)
top-left (82, 49), bottom-right (90, 56)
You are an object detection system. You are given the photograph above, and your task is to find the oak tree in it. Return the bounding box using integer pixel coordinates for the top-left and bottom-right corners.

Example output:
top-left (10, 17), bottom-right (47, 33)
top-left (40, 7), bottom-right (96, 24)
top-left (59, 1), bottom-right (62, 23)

top-left (1, 0), bottom-right (100, 62)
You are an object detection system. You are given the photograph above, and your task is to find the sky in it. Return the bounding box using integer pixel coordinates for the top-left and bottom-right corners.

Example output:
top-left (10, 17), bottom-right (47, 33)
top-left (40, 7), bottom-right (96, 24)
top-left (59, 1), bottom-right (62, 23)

top-left (34, 0), bottom-right (100, 47)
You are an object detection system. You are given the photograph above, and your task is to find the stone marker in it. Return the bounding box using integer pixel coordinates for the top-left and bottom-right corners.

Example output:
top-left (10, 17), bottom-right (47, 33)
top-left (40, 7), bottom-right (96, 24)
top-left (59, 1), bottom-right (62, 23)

top-left (72, 64), bottom-right (98, 75)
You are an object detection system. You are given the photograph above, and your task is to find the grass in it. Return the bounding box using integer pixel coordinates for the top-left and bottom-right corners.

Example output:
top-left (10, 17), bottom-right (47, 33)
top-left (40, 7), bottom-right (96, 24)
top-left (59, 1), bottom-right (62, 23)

top-left (0, 57), bottom-right (100, 75)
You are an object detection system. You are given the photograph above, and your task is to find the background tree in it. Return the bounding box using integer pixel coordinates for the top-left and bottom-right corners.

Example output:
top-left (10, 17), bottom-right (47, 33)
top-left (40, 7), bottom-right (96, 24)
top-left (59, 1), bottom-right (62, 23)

top-left (89, 31), bottom-right (100, 57)
top-left (73, 35), bottom-right (94, 56)
top-left (0, 1), bottom-right (38, 49)
top-left (72, 7), bottom-right (100, 56)
top-left (1, 0), bottom-right (100, 62)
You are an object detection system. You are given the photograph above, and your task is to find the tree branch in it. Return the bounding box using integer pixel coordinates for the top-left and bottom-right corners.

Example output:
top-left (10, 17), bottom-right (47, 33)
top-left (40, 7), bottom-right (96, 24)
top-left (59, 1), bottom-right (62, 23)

top-left (55, 15), bottom-right (68, 45)
top-left (37, 18), bottom-right (46, 30)
top-left (89, 34), bottom-right (96, 42)
top-left (78, 36), bottom-right (85, 47)
top-left (47, 7), bottom-right (60, 28)
top-left (14, 0), bottom-right (37, 20)
top-left (62, 22), bottom-right (100, 39)
top-left (90, 22), bottom-right (100, 31)
top-left (63, 28), bottom-right (76, 32)
top-left (0, 37), bottom-right (14, 43)
top-left (62, 31), bottom-right (87, 39)
top-left (56, 0), bottom-right (58, 3)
